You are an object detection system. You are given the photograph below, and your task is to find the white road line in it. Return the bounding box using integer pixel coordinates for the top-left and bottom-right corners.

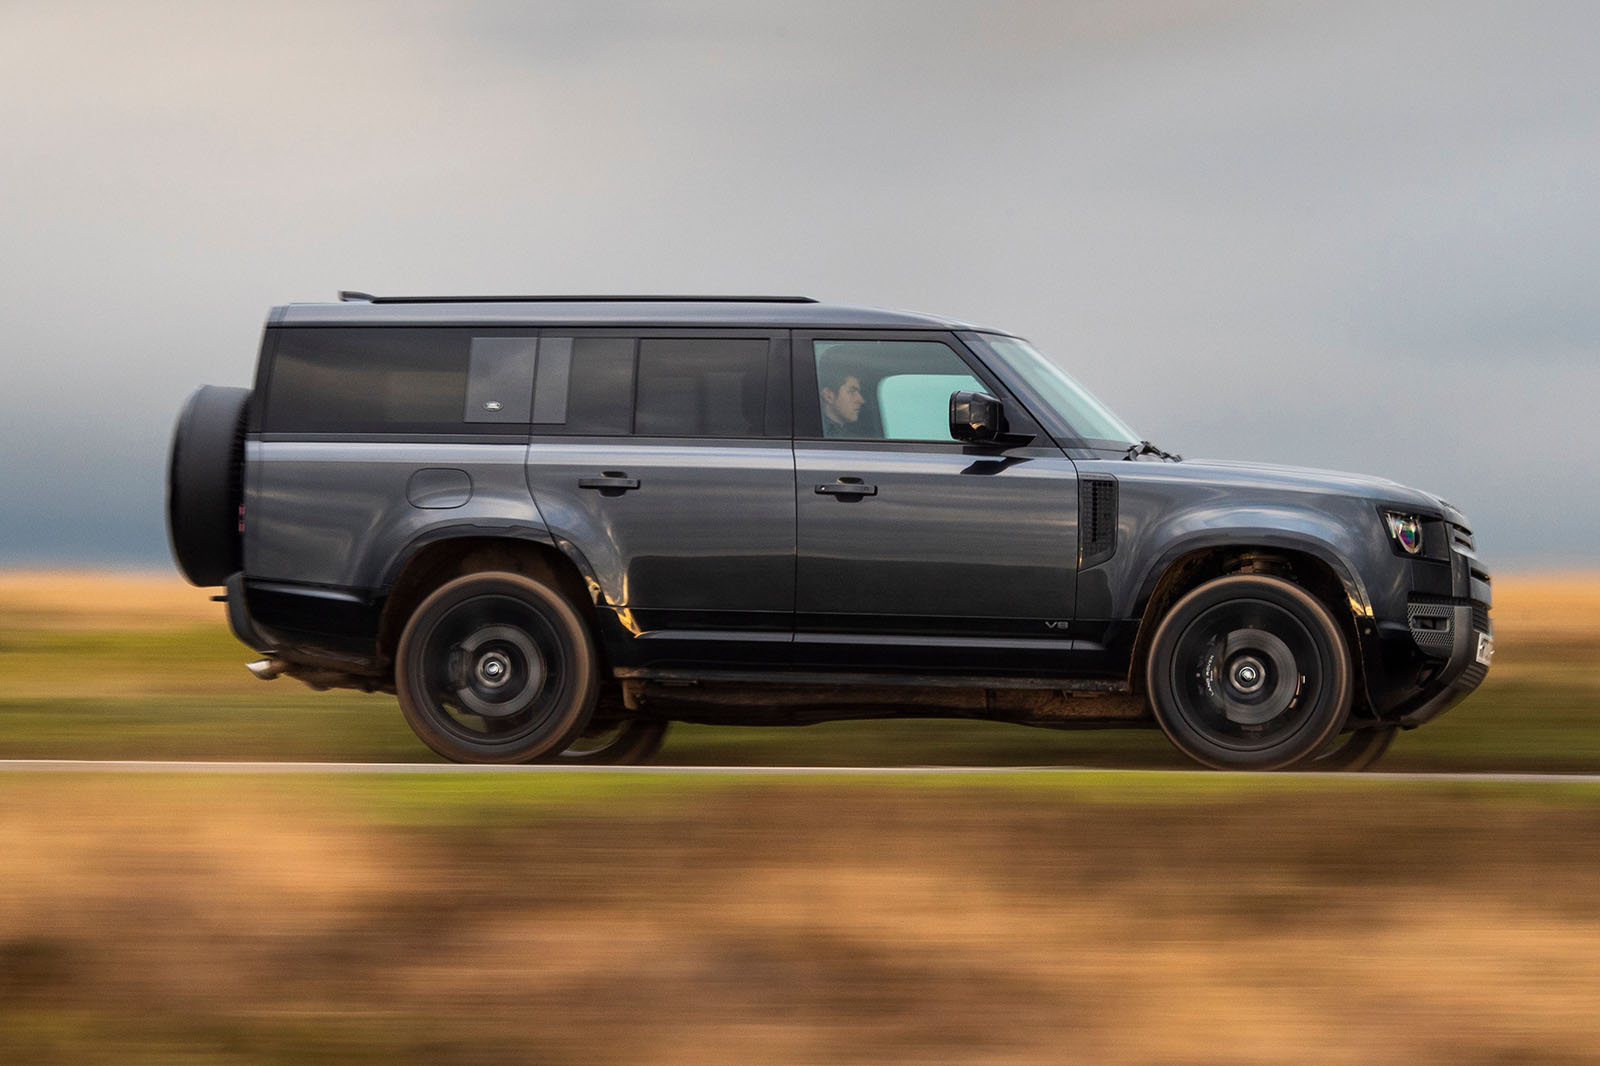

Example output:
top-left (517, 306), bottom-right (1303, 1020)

top-left (0, 759), bottom-right (1597, 783)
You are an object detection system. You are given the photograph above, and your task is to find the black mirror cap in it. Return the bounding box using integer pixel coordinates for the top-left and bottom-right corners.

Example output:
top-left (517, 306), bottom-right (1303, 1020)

top-left (949, 390), bottom-right (1003, 442)
top-left (950, 390), bottom-right (1037, 448)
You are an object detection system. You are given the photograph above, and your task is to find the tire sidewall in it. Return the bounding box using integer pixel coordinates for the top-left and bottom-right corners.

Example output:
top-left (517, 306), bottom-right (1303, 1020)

top-left (1310, 726), bottom-right (1397, 772)
top-left (545, 720), bottom-right (669, 765)
top-left (1145, 574), bottom-right (1353, 771)
top-left (396, 572), bottom-right (599, 764)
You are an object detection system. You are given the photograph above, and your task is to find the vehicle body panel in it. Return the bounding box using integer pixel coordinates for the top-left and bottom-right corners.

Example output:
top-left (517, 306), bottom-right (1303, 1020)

top-left (793, 439), bottom-right (1080, 673)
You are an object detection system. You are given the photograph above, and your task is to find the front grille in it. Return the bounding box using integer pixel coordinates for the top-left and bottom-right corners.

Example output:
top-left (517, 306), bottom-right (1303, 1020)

top-left (1472, 602), bottom-right (1490, 634)
top-left (1449, 523), bottom-right (1475, 553)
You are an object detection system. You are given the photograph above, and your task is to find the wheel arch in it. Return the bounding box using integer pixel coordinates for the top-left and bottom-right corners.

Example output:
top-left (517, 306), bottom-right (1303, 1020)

top-left (1125, 534), bottom-right (1377, 717)
top-left (375, 529), bottom-right (606, 670)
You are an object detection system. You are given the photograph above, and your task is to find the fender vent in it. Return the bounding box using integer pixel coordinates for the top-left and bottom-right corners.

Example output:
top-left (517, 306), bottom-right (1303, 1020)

top-left (1079, 476), bottom-right (1118, 568)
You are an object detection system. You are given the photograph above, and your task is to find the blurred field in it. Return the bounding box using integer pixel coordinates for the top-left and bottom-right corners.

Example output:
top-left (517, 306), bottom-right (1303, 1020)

top-left (0, 569), bottom-right (1596, 770)
top-left (4, 575), bottom-right (1600, 1064)
top-left (3, 772), bottom-right (1600, 1065)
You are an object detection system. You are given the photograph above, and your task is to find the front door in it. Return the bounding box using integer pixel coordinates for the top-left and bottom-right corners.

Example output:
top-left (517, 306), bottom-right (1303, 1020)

top-left (792, 331), bottom-right (1080, 676)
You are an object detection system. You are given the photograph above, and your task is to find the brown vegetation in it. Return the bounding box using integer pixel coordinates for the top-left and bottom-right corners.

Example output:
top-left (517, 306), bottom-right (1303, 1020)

top-left (3, 778), bottom-right (1600, 1064)
top-left (0, 571), bottom-right (220, 631)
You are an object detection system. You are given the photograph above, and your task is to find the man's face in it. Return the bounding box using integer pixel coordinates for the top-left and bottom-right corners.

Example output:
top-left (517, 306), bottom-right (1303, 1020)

top-left (822, 376), bottom-right (864, 425)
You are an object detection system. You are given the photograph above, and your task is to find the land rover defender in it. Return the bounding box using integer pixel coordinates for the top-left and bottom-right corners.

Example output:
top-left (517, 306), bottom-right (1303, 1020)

top-left (167, 294), bottom-right (1493, 769)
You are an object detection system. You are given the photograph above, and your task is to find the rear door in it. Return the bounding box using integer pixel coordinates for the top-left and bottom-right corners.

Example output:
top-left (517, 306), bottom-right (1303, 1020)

top-left (792, 331), bottom-right (1080, 675)
top-left (523, 329), bottom-right (796, 669)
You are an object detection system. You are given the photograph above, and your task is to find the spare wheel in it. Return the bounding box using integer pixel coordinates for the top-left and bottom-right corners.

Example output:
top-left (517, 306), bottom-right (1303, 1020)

top-left (167, 385), bottom-right (250, 586)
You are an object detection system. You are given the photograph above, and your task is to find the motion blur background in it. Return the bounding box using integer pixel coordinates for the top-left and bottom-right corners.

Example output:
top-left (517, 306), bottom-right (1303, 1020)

top-left (2, 0), bottom-right (1597, 569)
top-left (5, 7), bottom-right (1600, 1063)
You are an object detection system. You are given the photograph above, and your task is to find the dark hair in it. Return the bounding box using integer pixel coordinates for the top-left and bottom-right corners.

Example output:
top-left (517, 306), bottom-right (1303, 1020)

top-left (817, 350), bottom-right (861, 394)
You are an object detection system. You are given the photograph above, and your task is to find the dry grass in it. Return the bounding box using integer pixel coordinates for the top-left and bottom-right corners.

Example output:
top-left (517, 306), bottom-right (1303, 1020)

top-left (3, 778), bottom-right (1600, 1065)
top-left (0, 570), bottom-right (218, 631)
top-left (1484, 573), bottom-right (1600, 641)
top-left (0, 569), bottom-right (1596, 768)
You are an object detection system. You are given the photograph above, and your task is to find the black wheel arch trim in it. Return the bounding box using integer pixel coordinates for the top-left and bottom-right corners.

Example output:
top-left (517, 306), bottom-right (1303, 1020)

top-left (1132, 531), bottom-right (1374, 622)
top-left (374, 522), bottom-right (603, 602)
top-left (1129, 530), bottom-right (1379, 709)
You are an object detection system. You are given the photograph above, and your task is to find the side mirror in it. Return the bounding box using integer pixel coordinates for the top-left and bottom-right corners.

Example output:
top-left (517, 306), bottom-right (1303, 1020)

top-left (949, 390), bottom-right (1001, 442)
top-left (950, 390), bottom-right (1036, 448)
top-left (950, 390), bottom-right (1012, 444)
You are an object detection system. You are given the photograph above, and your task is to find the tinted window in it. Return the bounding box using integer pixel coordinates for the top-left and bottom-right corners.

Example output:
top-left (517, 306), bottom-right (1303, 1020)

top-left (268, 328), bottom-right (469, 434)
top-left (265, 328), bottom-right (540, 434)
top-left (560, 337), bottom-right (636, 435)
top-left (814, 340), bottom-right (981, 441)
top-left (635, 339), bottom-right (768, 437)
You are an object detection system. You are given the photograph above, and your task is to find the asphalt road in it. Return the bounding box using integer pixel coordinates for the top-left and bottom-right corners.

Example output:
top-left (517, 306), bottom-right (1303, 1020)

top-left (1, 759), bottom-right (1597, 783)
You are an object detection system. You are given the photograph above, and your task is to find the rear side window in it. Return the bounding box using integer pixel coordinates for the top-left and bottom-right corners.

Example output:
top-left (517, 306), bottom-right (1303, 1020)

top-left (264, 328), bottom-right (778, 438)
top-left (558, 337), bottom-right (635, 435)
top-left (635, 339), bottom-right (768, 437)
top-left (264, 328), bottom-right (536, 434)
top-left (543, 336), bottom-right (772, 438)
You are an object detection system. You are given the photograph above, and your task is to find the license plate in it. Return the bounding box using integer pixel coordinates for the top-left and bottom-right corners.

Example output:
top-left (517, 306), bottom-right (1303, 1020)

top-left (1475, 631), bottom-right (1494, 667)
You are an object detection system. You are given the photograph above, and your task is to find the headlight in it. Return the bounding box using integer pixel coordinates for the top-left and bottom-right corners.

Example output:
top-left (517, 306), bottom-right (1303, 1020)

top-left (1383, 511), bottom-right (1424, 555)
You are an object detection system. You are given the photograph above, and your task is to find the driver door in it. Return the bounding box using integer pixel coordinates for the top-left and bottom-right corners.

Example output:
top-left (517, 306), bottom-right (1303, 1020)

top-left (791, 330), bottom-right (1081, 676)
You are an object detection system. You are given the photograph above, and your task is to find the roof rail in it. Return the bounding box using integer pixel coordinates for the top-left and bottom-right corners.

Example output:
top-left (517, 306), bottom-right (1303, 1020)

top-left (335, 293), bottom-right (817, 305)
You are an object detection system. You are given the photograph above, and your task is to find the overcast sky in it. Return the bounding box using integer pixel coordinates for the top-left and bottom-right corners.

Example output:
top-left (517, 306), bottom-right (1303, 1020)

top-left (1, 0), bottom-right (1595, 571)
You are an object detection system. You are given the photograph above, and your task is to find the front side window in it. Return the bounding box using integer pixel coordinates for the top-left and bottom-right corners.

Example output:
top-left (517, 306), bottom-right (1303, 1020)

top-left (813, 340), bottom-right (983, 442)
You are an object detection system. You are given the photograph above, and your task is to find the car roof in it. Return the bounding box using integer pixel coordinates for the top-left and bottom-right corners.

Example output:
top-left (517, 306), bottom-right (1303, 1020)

top-left (272, 294), bottom-right (999, 331)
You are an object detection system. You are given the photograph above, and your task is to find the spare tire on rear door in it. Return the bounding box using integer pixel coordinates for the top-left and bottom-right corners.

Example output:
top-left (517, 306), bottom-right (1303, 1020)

top-left (167, 385), bottom-right (250, 587)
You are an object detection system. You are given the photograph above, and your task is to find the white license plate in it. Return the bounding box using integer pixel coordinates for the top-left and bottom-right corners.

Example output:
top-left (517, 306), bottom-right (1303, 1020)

top-left (1475, 631), bottom-right (1494, 667)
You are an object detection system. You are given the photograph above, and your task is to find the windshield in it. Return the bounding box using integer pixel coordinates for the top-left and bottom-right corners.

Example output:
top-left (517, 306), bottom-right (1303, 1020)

top-left (960, 333), bottom-right (1140, 447)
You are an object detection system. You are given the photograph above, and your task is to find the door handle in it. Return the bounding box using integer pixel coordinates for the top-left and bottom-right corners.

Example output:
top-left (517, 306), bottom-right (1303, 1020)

top-left (815, 478), bottom-right (877, 497)
top-left (579, 473), bottom-right (641, 492)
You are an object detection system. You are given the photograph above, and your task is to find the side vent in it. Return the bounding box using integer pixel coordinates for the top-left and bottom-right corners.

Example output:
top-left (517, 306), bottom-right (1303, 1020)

top-left (1079, 476), bottom-right (1119, 569)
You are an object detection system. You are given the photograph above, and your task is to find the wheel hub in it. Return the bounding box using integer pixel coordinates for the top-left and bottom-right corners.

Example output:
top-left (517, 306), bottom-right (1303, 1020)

top-left (1212, 628), bottom-right (1298, 726)
top-left (452, 624), bottom-right (546, 718)
top-left (476, 652), bottom-right (511, 688)
top-left (1229, 655), bottom-right (1267, 694)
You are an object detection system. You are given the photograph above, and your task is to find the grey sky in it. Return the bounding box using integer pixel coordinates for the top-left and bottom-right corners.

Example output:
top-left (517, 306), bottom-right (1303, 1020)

top-left (1, 0), bottom-right (1595, 569)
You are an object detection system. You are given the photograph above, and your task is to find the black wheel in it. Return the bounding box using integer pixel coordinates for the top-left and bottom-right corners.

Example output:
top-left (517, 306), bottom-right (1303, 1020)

top-left (548, 720), bottom-right (669, 765)
top-left (395, 572), bottom-right (599, 763)
top-left (1310, 726), bottom-right (1397, 772)
top-left (1145, 574), bottom-right (1352, 771)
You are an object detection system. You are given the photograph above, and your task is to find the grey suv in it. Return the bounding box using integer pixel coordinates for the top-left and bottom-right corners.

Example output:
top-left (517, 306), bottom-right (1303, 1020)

top-left (167, 294), bottom-right (1493, 769)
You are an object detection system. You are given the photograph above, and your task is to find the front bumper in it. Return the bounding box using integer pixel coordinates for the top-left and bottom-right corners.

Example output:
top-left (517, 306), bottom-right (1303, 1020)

top-left (1396, 595), bottom-right (1493, 726)
top-left (1371, 514), bottom-right (1493, 727)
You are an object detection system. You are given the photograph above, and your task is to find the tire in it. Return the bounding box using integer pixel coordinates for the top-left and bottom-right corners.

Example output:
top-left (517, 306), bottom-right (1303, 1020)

top-left (1310, 726), bottom-right (1397, 772)
top-left (167, 385), bottom-right (250, 587)
top-left (1145, 574), bottom-right (1353, 771)
top-left (547, 720), bottom-right (669, 765)
top-left (395, 572), bottom-right (600, 764)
